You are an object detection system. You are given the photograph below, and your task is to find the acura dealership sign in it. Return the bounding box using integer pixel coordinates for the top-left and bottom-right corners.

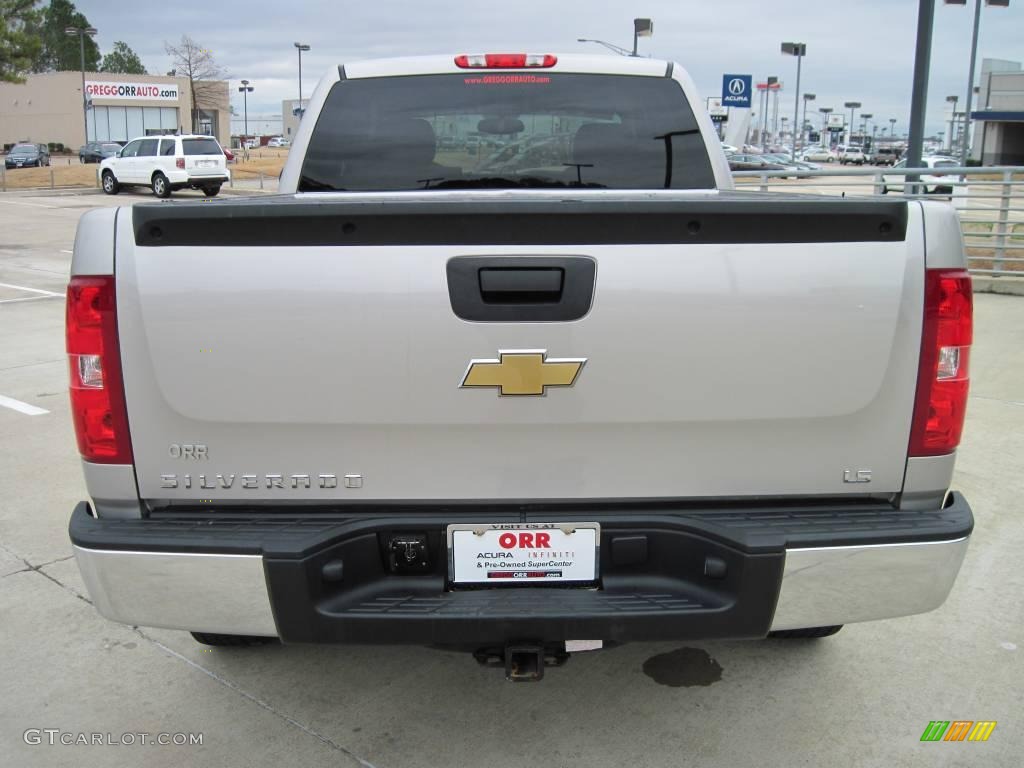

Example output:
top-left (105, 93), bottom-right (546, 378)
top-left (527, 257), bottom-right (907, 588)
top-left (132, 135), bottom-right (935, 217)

top-left (85, 81), bottom-right (179, 101)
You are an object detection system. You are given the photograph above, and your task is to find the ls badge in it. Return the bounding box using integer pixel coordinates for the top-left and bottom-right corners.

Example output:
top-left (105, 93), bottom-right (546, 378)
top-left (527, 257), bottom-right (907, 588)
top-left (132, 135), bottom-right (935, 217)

top-left (461, 350), bottom-right (586, 396)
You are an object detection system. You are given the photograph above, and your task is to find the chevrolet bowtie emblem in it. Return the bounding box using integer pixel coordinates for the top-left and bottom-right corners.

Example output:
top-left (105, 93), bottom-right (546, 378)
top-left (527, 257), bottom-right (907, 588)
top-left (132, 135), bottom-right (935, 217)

top-left (461, 350), bottom-right (586, 396)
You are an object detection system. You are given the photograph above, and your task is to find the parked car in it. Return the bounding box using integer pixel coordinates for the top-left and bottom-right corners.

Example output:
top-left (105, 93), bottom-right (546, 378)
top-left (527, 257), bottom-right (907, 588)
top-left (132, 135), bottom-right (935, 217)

top-left (79, 142), bottom-right (122, 164)
top-left (881, 156), bottom-right (962, 195)
top-left (800, 146), bottom-right (836, 163)
top-left (727, 153), bottom-right (790, 173)
top-left (762, 153), bottom-right (820, 173)
top-left (99, 134), bottom-right (230, 198)
top-left (5, 143), bottom-right (50, 168)
top-left (720, 143), bottom-right (739, 154)
top-left (840, 146), bottom-right (866, 165)
top-left (242, 138), bottom-right (259, 149)
top-left (267, 137), bottom-right (290, 148)
top-left (871, 146), bottom-right (902, 166)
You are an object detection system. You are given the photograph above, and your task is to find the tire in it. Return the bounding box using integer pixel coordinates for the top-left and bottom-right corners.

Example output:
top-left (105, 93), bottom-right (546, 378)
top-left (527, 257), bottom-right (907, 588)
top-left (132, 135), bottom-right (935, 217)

top-left (101, 170), bottom-right (120, 195)
top-left (768, 625), bottom-right (843, 639)
top-left (881, 186), bottom-right (889, 194)
top-left (191, 632), bottom-right (277, 647)
top-left (152, 172), bottom-right (171, 198)
top-left (202, 184), bottom-right (221, 197)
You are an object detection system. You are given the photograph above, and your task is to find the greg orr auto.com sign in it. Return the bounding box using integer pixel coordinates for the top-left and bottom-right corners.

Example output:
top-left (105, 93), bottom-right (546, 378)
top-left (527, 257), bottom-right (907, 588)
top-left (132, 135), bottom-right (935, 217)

top-left (85, 81), bottom-right (180, 101)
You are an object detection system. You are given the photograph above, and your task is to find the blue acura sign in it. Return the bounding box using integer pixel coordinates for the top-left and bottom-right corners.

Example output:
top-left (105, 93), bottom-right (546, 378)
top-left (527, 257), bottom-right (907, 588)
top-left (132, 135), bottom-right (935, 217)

top-left (722, 75), bottom-right (752, 109)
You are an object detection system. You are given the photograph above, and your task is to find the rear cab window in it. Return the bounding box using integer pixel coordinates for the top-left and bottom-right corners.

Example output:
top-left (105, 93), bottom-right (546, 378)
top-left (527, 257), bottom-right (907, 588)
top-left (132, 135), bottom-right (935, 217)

top-left (299, 73), bottom-right (715, 191)
top-left (182, 138), bottom-right (222, 156)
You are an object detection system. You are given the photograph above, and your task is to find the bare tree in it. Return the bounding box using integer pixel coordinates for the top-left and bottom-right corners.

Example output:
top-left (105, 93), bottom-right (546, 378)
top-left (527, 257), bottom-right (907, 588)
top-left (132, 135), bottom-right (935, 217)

top-left (164, 35), bottom-right (227, 133)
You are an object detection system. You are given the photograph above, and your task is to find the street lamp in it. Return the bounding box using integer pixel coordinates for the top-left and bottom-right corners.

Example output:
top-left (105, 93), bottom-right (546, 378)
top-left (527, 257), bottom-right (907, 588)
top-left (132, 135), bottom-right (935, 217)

top-left (946, 95), bottom-right (959, 151)
top-left (65, 26), bottom-right (97, 144)
top-left (944, 0), bottom-right (1010, 164)
top-left (781, 42), bottom-right (807, 160)
top-left (632, 18), bottom-right (653, 56)
top-left (860, 113), bottom-right (873, 144)
top-left (238, 80), bottom-right (254, 144)
top-left (844, 101), bottom-right (862, 146)
top-left (889, 118), bottom-right (897, 138)
top-left (294, 42), bottom-right (311, 118)
top-left (579, 19), bottom-right (653, 58)
top-left (802, 93), bottom-right (816, 149)
top-left (819, 107), bottom-right (833, 148)
top-left (761, 76), bottom-right (778, 149)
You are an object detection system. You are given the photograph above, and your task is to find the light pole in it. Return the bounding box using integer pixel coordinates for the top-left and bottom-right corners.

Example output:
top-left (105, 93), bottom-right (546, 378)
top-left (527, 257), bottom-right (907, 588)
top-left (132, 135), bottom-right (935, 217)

top-left (781, 42), bottom-right (806, 160)
top-left (844, 101), bottom-right (861, 146)
top-left (945, 0), bottom-right (1010, 164)
top-left (890, 118), bottom-right (897, 138)
top-left (819, 107), bottom-right (833, 148)
top-left (579, 19), bottom-right (654, 58)
top-left (294, 42), bottom-right (310, 118)
top-left (238, 80), bottom-right (253, 144)
top-left (860, 113), bottom-right (873, 145)
top-left (802, 93), bottom-right (815, 150)
top-left (632, 18), bottom-right (653, 56)
top-left (946, 95), bottom-right (959, 151)
top-left (65, 25), bottom-right (97, 144)
top-left (761, 76), bottom-right (778, 149)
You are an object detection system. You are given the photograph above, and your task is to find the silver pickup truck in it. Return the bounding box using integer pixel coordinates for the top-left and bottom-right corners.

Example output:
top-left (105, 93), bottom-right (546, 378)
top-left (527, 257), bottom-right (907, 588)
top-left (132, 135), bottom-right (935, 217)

top-left (67, 53), bottom-right (973, 680)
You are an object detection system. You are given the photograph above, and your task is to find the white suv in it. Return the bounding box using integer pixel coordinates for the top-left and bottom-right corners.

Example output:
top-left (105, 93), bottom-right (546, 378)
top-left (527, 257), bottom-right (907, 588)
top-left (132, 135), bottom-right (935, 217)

top-left (99, 134), bottom-right (230, 198)
top-left (839, 146), bottom-right (866, 165)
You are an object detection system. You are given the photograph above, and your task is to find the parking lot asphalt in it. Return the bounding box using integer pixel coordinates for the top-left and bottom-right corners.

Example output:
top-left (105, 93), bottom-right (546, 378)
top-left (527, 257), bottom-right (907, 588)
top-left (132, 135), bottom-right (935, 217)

top-left (1, 188), bottom-right (1022, 767)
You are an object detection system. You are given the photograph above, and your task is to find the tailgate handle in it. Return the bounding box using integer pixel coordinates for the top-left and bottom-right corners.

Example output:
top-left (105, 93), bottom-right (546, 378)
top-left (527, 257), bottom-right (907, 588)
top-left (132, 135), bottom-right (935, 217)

top-left (478, 267), bottom-right (564, 303)
top-left (446, 256), bottom-right (595, 322)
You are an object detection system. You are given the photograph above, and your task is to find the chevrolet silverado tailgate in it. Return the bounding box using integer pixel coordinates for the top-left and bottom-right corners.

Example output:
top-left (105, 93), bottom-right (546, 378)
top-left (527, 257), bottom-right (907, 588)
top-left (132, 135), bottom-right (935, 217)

top-left (116, 193), bottom-right (923, 503)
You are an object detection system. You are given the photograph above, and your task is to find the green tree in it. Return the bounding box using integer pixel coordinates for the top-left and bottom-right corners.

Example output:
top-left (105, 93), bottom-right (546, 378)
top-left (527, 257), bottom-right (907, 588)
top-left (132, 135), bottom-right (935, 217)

top-left (35, 0), bottom-right (100, 72)
top-left (0, 0), bottom-right (43, 83)
top-left (100, 40), bottom-right (145, 74)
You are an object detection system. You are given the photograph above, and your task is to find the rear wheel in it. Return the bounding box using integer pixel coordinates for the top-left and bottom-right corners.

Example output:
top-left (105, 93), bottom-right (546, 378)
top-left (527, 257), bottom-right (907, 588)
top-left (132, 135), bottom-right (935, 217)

top-left (768, 625), bottom-right (843, 639)
top-left (191, 632), bottom-right (277, 647)
top-left (202, 184), bottom-right (221, 197)
top-left (101, 170), bottom-right (119, 195)
top-left (152, 172), bottom-right (171, 198)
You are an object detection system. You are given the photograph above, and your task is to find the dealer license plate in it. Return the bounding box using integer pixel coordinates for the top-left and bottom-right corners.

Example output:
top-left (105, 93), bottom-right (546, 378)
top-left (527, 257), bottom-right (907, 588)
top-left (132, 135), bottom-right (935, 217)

top-left (197, 159), bottom-right (216, 167)
top-left (447, 523), bottom-right (600, 585)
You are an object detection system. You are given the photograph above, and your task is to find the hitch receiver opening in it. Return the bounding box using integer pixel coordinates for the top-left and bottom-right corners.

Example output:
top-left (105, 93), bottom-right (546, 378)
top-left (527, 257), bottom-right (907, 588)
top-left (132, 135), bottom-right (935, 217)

top-left (474, 643), bottom-right (570, 682)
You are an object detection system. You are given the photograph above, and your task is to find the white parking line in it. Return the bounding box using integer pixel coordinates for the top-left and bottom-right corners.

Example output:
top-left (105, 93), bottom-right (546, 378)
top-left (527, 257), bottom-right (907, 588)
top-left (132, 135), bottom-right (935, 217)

top-left (0, 199), bottom-right (60, 209)
top-left (0, 295), bottom-right (63, 305)
top-left (0, 281), bottom-right (63, 297)
top-left (0, 394), bottom-right (49, 416)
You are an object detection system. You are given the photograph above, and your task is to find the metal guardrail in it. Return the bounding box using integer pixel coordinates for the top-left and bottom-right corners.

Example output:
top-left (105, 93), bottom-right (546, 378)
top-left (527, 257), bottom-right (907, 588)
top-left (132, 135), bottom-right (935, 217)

top-left (731, 165), bottom-right (1024, 276)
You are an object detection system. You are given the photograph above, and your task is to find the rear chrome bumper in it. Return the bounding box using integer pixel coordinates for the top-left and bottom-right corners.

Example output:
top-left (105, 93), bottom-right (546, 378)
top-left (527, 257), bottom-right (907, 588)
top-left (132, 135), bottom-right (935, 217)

top-left (768, 537), bottom-right (969, 631)
top-left (70, 494), bottom-right (972, 642)
top-left (73, 546), bottom-right (277, 636)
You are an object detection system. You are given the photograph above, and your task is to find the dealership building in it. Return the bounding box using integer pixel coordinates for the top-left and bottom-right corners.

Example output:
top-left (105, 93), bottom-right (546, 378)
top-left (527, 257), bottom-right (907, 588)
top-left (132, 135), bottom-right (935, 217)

top-left (0, 71), bottom-right (229, 149)
top-left (971, 59), bottom-right (1024, 166)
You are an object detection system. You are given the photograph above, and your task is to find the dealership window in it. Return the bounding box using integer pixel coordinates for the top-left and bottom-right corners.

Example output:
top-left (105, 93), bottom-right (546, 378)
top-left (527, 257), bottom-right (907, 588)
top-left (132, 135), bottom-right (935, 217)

top-left (88, 106), bottom-right (180, 142)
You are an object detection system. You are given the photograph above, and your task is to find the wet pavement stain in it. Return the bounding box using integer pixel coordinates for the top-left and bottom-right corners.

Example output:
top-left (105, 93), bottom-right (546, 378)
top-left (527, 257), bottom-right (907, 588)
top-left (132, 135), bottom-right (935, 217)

top-left (642, 647), bottom-right (723, 687)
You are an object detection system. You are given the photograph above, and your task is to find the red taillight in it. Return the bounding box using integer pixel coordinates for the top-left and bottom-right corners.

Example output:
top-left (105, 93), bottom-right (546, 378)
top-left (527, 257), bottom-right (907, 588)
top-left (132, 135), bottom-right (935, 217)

top-left (176, 157), bottom-right (185, 169)
top-left (908, 269), bottom-right (973, 456)
top-left (66, 276), bottom-right (133, 463)
top-left (454, 53), bottom-right (557, 69)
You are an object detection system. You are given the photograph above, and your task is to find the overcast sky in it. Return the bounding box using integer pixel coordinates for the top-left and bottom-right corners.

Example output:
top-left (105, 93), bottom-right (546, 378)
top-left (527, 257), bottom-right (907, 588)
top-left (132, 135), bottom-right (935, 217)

top-left (79, 0), bottom-right (1023, 135)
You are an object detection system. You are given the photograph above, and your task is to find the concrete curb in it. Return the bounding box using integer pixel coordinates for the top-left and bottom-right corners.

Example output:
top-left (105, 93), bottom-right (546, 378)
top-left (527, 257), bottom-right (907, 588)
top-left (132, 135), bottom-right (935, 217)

top-left (973, 276), bottom-right (1024, 296)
